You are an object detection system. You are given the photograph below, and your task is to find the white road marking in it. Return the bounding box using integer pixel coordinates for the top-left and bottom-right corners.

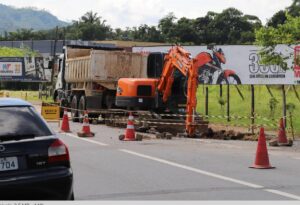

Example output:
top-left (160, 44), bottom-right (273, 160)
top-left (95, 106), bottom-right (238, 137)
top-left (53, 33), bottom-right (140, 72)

top-left (293, 157), bottom-right (300, 160)
top-left (265, 189), bottom-right (300, 200)
top-left (120, 149), bottom-right (300, 200)
top-left (64, 133), bottom-right (109, 146)
top-left (120, 149), bottom-right (263, 189)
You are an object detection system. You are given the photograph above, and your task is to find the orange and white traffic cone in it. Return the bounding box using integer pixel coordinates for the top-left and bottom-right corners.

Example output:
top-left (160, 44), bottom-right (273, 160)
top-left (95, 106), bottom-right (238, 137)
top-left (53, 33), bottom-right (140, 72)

top-left (77, 111), bottom-right (95, 138)
top-left (119, 113), bottom-right (136, 141)
top-left (60, 108), bottom-right (71, 133)
top-left (250, 127), bottom-right (275, 169)
top-left (277, 118), bottom-right (289, 146)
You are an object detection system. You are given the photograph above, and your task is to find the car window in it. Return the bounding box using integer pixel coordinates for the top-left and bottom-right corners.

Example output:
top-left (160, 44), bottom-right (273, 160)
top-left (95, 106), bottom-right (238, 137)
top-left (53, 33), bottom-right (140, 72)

top-left (0, 106), bottom-right (52, 137)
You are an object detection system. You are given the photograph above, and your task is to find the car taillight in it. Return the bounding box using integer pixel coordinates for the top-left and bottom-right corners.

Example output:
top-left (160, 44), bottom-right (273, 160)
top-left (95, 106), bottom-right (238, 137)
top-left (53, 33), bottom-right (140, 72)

top-left (48, 139), bottom-right (70, 165)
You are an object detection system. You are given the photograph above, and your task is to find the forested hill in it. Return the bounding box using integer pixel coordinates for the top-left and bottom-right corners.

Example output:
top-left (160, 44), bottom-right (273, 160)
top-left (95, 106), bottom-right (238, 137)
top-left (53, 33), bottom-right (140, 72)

top-left (0, 4), bottom-right (68, 32)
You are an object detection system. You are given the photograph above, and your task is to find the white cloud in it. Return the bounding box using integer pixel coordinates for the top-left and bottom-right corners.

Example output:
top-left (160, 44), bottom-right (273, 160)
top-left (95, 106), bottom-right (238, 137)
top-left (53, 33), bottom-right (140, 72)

top-left (0, 0), bottom-right (293, 28)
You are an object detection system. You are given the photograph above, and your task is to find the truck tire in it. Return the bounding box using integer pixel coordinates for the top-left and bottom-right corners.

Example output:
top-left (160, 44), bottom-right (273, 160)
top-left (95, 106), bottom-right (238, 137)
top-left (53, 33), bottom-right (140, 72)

top-left (71, 95), bottom-right (79, 122)
top-left (78, 95), bottom-right (86, 123)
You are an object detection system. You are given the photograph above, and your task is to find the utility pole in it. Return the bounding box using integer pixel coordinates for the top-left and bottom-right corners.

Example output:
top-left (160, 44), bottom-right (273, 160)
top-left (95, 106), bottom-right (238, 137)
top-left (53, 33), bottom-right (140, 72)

top-left (50, 26), bottom-right (59, 95)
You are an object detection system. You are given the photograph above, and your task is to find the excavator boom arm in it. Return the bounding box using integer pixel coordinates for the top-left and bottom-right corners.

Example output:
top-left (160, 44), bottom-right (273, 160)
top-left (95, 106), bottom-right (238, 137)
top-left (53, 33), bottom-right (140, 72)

top-left (157, 47), bottom-right (191, 102)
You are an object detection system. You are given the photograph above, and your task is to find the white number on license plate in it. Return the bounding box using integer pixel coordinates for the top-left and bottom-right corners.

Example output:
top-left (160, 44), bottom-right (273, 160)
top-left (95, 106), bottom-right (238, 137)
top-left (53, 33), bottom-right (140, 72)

top-left (0, 157), bottom-right (18, 171)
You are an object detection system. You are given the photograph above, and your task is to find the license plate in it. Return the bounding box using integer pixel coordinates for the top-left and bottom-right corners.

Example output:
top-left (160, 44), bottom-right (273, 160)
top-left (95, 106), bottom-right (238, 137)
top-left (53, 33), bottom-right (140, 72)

top-left (0, 157), bottom-right (18, 172)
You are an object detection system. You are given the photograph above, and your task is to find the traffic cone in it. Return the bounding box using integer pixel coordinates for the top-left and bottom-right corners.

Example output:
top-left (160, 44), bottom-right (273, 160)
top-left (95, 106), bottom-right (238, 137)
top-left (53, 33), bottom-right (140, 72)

top-left (120, 113), bottom-right (136, 141)
top-left (250, 127), bottom-right (275, 169)
top-left (60, 108), bottom-right (71, 133)
top-left (77, 111), bottom-right (95, 138)
top-left (277, 118), bottom-right (289, 145)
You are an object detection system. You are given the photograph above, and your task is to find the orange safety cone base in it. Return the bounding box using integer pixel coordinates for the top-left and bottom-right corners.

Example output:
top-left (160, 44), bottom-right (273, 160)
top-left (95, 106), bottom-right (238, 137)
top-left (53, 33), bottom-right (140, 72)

top-left (59, 129), bottom-right (71, 133)
top-left (278, 142), bottom-right (290, 146)
top-left (249, 165), bottom-right (275, 169)
top-left (123, 136), bottom-right (136, 141)
top-left (77, 132), bottom-right (95, 138)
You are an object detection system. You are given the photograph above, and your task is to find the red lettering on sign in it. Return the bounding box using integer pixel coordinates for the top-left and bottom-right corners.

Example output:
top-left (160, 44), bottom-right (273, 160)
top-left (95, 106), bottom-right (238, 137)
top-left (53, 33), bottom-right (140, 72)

top-left (295, 67), bottom-right (300, 78)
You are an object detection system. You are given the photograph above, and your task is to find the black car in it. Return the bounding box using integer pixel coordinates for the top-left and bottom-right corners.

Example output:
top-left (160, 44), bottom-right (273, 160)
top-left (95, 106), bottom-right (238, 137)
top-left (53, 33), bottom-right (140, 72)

top-left (0, 98), bottom-right (74, 200)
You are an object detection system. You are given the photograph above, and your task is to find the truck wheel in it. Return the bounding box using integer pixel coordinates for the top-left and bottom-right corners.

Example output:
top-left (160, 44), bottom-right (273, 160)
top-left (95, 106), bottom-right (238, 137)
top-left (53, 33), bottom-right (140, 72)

top-left (71, 95), bottom-right (79, 122)
top-left (78, 95), bottom-right (86, 123)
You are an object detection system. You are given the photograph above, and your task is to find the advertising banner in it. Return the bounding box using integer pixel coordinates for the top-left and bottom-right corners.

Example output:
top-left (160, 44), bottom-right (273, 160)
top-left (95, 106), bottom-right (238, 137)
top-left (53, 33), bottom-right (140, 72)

top-left (0, 57), bottom-right (50, 82)
top-left (0, 62), bottom-right (23, 77)
top-left (133, 45), bottom-right (296, 85)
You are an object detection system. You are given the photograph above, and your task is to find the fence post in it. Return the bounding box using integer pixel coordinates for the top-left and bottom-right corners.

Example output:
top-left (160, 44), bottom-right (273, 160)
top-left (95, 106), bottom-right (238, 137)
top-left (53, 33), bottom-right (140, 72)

top-left (251, 85), bottom-right (255, 134)
top-left (266, 85), bottom-right (274, 97)
top-left (205, 87), bottom-right (209, 117)
top-left (282, 85), bottom-right (287, 126)
top-left (227, 85), bottom-right (230, 122)
top-left (292, 85), bottom-right (300, 103)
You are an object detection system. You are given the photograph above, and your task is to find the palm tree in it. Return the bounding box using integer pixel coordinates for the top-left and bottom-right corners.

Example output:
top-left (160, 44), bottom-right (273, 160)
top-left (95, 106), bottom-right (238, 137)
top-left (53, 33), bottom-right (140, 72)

top-left (80, 11), bottom-right (100, 24)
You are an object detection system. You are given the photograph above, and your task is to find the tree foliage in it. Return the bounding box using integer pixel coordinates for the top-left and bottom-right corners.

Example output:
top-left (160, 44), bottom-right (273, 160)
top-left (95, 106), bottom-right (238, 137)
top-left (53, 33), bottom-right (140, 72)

top-left (267, 0), bottom-right (300, 28)
top-left (2, 0), bottom-right (300, 47)
top-left (288, 0), bottom-right (300, 17)
top-left (256, 14), bottom-right (300, 70)
top-left (267, 11), bottom-right (288, 28)
top-left (0, 7), bottom-right (266, 45)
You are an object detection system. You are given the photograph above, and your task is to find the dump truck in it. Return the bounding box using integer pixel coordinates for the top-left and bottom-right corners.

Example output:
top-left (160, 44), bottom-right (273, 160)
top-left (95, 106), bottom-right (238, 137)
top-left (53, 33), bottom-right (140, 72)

top-left (54, 45), bottom-right (148, 121)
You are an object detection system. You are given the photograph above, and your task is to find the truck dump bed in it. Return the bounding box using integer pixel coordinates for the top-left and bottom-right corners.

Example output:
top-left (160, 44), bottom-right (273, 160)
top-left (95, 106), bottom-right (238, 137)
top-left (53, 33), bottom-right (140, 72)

top-left (65, 50), bottom-right (148, 90)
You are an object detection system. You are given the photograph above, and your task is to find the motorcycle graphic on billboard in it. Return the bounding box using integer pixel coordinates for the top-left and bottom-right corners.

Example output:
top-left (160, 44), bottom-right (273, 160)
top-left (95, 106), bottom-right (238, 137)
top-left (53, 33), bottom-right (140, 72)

top-left (197, 45), bottom-right (241, 85)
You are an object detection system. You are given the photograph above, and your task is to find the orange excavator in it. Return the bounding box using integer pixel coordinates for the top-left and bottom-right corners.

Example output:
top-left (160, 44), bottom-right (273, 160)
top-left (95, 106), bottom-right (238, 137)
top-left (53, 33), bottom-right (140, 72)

top-left (116, 46), bottom-right (212, 137)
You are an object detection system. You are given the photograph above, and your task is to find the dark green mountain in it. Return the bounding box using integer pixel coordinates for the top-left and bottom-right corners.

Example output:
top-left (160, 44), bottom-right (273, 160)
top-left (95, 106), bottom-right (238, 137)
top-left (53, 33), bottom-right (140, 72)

top-left (0, 4), bottom-right (68, 32)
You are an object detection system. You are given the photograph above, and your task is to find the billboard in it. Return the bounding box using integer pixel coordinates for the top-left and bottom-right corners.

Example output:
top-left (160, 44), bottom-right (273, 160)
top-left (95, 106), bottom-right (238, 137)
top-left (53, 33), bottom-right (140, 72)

top-left (0, 57), bottom-right (50, 82)
top-left (133, 45), bottom-right (296, 85)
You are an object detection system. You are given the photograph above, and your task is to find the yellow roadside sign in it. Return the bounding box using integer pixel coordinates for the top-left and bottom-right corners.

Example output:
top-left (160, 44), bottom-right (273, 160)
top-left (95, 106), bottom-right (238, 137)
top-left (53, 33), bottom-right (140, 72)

top-left (41, 102), bottom-right (60, 121)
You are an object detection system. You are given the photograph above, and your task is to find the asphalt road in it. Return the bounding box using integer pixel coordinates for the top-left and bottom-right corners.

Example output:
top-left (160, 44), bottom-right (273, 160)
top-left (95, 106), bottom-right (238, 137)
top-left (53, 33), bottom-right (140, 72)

top-left (48, 121), bottom-right (300, 200)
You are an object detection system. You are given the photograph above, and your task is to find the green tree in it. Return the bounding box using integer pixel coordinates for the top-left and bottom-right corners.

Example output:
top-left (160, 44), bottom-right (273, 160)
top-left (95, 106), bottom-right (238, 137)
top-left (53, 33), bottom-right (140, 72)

top-left (288, 0), bottom-right (300, 17)
top-left (8, 28), bottom-right (34, 40)
top-left (200, 8), bottom-right (261, 44)
top-left (256, 14), bottom-right (300, 70)
top-left (158, 12), bottom-right (177, 43)
top-left (174, 17), bottom-right (197, 44)
top-left (267, 10), bottom-right (287, 28)
top-left (194, 14), bottom-right (214, 44)
top-left (267, 0), bottom-right (300, 28)
top-left (80, 11), bottom-right (101, 24)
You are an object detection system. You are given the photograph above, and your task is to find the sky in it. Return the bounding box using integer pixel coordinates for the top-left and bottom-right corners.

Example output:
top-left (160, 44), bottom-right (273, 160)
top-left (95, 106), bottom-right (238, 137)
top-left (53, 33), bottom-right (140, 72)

top-left (0, 0), bottom-right (294, 28)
